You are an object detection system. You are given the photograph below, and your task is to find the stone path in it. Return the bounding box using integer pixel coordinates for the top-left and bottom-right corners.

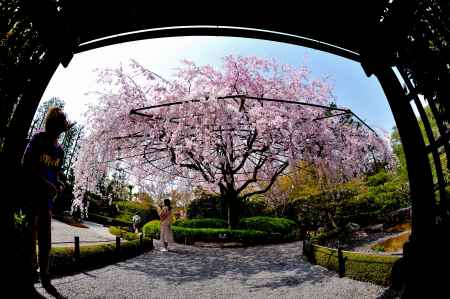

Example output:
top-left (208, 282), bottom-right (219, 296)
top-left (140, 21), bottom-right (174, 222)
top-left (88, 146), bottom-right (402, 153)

top-left (36, 241), bottom-right (388, 298)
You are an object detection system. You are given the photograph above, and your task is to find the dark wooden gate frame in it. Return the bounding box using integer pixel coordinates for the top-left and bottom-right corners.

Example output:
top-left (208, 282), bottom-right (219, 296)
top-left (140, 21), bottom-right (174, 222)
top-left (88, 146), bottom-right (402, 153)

top-left (1, 0), bottom-right (448, 296)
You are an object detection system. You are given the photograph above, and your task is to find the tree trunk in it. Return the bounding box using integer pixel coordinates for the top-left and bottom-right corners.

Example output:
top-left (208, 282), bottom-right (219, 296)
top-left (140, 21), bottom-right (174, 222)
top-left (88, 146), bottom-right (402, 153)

top-left (225, 192), bottom-right (241, 229)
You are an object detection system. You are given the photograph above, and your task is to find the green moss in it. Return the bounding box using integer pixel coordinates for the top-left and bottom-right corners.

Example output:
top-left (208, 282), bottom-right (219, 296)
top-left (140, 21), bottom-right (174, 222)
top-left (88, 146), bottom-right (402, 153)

top-left (308, 244), bottom-right (400, 286)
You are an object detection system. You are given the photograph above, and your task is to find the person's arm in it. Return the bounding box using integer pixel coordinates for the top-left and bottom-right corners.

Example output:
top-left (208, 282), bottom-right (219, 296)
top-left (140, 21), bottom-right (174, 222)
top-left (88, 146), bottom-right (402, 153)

top-left (159, 208), bottom-right (169, 221)
top-left (55, 147), bottom-right (66, 192)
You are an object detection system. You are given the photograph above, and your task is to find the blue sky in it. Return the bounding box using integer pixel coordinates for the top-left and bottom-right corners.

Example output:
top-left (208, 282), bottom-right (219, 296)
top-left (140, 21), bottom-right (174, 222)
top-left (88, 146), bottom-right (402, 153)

top-left (41, 36), bottom-right (396, 132)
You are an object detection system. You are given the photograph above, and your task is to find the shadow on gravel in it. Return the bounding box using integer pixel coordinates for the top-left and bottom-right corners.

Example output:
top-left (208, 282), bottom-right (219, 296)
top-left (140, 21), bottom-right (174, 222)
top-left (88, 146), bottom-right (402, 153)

top-left (376, 287), bottom-right (401, 299)
top-left (115, 241), bottom-right (333, 289)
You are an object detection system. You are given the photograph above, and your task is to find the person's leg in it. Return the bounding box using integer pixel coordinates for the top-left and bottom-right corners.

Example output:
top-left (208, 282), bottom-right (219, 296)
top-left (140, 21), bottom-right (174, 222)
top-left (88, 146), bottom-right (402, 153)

top-left (37, 208), bottom-right (51, 285)
top-left (37, 208), bottom-right (68, 298)
top-left (24, 211), bottom-right (41, 297)
top-left (30, 213), bottom-right (38, 277)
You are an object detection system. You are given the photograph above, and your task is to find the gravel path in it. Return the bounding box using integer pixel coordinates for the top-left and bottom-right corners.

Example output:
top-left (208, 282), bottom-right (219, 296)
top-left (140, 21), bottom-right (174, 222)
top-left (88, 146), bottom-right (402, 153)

top-left (52, 219), bottom-right (116, 247)
top-left (35, 241), bottom-right (387, 299)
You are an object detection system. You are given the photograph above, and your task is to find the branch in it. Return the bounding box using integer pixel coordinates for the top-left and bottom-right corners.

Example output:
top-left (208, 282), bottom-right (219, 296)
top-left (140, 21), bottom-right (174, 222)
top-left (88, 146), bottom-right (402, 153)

top-left (241, 162), bottom-right (289, 200)
top-left (232, 129), bottom-right (258, 173)
top-left (236, 153), bottom-right (268, 194)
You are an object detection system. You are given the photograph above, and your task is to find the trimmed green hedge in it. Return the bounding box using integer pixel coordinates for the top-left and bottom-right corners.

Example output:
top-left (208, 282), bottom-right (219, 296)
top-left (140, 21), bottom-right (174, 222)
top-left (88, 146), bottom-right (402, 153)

top-left (306, 244), bottom-right (401, 286)
top-left (239, 216), bottom-right (298, 234)
top-left (109, 226), bottom-right (139, 241)
top-left (173, 218), bottom-right (227, 228)
top-left (143, 219), bottom-right (299, 245)
top-left (49, 237), bottom-right (153, 276)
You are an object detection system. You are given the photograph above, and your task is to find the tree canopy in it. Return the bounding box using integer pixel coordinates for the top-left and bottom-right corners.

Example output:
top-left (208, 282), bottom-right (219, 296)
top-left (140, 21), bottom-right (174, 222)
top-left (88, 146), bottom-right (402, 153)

top-left (72, 56), bottom-right (393, 225)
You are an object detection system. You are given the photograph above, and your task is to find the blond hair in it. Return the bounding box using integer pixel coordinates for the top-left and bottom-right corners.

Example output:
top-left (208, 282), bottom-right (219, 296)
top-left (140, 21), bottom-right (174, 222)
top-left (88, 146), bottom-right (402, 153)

top-left (44, 107), bottom-right (67, 133)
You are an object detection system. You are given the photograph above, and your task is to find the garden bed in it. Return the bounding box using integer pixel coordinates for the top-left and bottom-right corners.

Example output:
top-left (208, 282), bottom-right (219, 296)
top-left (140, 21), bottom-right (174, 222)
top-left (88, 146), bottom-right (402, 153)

top-left (315, 222), bottom-right (411, 255)
top-left (371, 231), bottom-right (410, 253)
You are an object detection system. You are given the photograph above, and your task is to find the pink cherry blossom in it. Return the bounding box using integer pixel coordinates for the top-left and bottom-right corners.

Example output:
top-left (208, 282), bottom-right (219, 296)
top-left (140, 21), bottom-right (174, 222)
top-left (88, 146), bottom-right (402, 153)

top-left (72, 56), bottom-right (393, 225)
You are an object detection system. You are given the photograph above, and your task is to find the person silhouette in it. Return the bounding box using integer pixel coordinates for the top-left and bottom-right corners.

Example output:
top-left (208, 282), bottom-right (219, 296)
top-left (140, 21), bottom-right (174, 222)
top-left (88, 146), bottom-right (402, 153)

top-left (22, 107), bottom-right (73, 298)
top-left (132, 214), bottom-right (141, 233)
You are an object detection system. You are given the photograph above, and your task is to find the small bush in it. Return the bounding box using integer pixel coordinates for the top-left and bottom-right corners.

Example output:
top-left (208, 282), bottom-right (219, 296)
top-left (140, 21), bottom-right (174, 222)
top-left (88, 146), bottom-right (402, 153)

top-left (109, 226), bottom-right (139, 241)
top-left (366, 171), bottom-right (391, 187)
top-left (309, 229), bottom-right (338, 245)
top-left (239, 216), bottom-right (298, 235)
top-left (372, 245), bottom-right (385, 252)
top-left (173, 218), bottom-right (227, 228)
top-left (115, 200), bottom-right (159, 223)
top-left (143, 220), bottom-right (161, 238)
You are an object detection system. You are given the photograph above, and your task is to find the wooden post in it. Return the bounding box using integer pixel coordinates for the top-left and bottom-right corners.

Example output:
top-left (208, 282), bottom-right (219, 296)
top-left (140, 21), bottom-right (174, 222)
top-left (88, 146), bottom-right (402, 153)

top-left (338, 246), bottom-right (345, 278)
top-left (74, 236), bottom-right (80, 261)
top-left (116, 236), bottom-right (121, 253)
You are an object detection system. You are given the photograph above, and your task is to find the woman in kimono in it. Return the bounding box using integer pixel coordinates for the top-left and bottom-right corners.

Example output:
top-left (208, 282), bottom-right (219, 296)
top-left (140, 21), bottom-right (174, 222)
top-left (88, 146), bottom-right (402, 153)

top-left (159, 198), bottom-right (174, 251)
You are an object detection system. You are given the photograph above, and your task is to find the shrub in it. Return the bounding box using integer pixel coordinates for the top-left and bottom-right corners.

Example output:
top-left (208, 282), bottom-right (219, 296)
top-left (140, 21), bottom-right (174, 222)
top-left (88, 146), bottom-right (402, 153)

top-left (187, 193), bottom-right (225, 219)
top-left (172, 227), bottom-right (267, 244)
top-left (240, 196), bottom-right (269, 217)
top-left (109, 226), bottom-right (139, 241)
top-left (115, 200), bottom-right (159, 223)
top-left (239, 216), bottom-right (298, 235)
top-left (143, 220), bottom-right (161, 238)
top-left (309, 229), bottom-right (339, 245)
top-left (187, 191), bottom-right (269, 220)
top-left (366, 170), bottom-right (391, 187)
top-left (173, 218), bottom-right (227, 228)
top-left (143, 218), bottom-right (299, 245)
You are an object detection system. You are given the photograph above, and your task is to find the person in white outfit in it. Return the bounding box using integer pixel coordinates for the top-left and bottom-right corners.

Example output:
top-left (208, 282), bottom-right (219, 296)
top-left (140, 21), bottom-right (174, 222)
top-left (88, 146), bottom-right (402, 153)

top-left (132, 214), bottom-right (141, 233)
top-left (159, 198), bottom-right (174, 251)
